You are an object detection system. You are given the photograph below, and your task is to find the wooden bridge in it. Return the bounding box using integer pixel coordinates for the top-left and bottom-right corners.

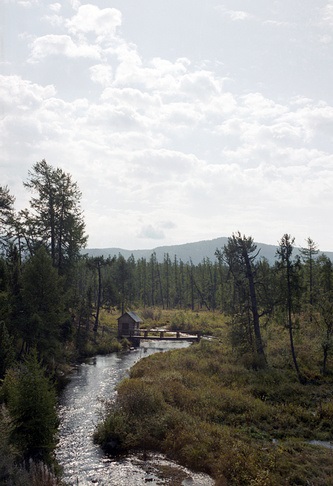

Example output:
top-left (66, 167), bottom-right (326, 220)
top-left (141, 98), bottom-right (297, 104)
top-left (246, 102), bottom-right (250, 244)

top-left (120, 329), bottom-right (200, 346)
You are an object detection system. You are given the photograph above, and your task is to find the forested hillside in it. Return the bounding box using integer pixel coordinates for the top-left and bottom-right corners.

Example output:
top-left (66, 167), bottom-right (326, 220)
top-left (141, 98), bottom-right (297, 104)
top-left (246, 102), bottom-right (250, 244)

top-left (1, 161), bottom-right (333, 483)
top-left (85, 237), bottom-right (333, 265)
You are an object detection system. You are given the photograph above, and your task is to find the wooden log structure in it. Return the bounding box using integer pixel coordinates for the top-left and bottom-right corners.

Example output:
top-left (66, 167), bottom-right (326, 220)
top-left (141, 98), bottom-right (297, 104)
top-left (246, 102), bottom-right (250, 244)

top-left (117, 312), bottom-right (200, 347)
top-left (119, 329), bottom-right (200, 347)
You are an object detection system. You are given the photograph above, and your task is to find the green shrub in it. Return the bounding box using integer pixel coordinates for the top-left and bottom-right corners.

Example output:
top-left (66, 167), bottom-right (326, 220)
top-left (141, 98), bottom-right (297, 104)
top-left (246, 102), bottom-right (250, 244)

top-left (141, 308), bottom-right (162, 322)
top-left (117, 378), bottom-right (165, 417)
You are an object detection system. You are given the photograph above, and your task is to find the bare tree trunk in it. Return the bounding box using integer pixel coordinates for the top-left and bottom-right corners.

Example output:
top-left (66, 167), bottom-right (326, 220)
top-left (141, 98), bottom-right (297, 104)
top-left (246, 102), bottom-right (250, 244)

top-left (243, 251), bottom-right (266, 364)
top-left (93, 260), bottom-right (102, 339)
top-left (286, 261), bottom-right (304, 383)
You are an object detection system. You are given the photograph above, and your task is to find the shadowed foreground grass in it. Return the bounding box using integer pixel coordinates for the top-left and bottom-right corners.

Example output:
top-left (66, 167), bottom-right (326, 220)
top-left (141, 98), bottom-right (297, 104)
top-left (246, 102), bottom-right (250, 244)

top-left (94, 337), bottom-right (333, 485)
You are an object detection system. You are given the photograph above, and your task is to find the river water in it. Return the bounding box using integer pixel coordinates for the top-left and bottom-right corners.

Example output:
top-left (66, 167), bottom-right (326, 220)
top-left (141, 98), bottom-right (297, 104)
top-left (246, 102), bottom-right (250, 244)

top-left (55, 341), bottom-right (215, 485)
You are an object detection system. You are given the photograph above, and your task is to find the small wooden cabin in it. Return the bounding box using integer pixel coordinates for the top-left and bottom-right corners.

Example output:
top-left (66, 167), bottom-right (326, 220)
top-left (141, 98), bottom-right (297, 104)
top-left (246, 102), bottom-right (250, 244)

top-left (117, 311), bottom-right (142, 338)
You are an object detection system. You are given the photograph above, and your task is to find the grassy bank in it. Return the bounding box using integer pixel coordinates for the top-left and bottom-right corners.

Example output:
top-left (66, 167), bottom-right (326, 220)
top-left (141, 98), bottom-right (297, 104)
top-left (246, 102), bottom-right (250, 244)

top-left (94, 310), bottom-right (333, 485)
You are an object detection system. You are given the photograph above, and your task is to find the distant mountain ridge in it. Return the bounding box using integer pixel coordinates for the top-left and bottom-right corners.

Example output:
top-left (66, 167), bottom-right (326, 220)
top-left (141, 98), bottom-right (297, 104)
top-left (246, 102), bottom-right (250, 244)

top-left (85, 237), bottom-right (333, 265)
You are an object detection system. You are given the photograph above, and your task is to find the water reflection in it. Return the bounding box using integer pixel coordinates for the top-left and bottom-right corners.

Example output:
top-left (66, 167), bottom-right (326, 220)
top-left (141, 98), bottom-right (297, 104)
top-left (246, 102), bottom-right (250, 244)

top-left (56, 342), bottom-right (214, 485)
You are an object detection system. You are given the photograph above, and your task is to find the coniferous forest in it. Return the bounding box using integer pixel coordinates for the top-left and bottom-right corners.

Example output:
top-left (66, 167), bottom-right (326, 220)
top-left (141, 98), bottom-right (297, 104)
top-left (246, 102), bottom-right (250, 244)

top-left (1, 160), bottom-right (333, 484)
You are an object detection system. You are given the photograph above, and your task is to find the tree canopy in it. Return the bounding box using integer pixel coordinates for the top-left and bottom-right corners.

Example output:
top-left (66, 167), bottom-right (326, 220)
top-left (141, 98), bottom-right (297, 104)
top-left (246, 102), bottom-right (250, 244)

top-left (22, 159), bottom-right (87, 272)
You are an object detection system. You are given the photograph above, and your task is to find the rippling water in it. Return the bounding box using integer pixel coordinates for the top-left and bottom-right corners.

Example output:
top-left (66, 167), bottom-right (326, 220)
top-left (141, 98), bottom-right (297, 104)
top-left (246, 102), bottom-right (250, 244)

top-left (55, 342), bottom-right (214, 485)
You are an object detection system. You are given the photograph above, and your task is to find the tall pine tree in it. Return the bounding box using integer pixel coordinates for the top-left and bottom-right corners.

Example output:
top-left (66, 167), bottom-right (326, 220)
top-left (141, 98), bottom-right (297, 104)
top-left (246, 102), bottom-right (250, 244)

top-left (22, 160), bottom-right (87, 274)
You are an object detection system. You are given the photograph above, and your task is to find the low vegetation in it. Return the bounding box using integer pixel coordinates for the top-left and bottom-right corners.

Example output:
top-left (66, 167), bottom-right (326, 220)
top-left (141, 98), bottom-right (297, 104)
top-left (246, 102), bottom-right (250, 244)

top-left (95, 310), bottom-right (333, 486)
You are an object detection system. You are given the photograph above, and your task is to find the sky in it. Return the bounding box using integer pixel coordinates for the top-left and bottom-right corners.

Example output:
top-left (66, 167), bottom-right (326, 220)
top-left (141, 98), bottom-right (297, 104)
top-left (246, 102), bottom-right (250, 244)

top-left (1, 0), bottom-right (333, 251)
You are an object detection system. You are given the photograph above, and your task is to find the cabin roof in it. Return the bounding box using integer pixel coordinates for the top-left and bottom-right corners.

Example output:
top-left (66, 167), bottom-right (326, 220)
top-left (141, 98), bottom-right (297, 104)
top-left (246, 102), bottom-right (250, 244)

top-left (118, 311), bottom-right (143, 323)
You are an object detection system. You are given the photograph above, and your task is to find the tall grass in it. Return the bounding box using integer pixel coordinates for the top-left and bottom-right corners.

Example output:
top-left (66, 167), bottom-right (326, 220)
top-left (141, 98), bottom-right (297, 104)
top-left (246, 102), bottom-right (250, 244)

top-left (95, 310), bottom-right (333, 485)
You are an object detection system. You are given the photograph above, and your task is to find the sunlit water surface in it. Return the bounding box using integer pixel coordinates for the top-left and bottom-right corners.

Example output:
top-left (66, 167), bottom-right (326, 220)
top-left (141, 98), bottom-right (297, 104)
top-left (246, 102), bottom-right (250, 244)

top-left (55, 341), bottom-right (214, 485)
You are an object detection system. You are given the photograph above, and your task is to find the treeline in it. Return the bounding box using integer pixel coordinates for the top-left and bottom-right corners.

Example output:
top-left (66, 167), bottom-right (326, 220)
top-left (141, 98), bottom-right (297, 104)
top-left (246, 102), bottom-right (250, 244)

top-left (1, 161), bottom-right (333, 378)
top-left (87, 236), bottom-right (330, 317)
top-left (90, 232), bottom-right (333, 378)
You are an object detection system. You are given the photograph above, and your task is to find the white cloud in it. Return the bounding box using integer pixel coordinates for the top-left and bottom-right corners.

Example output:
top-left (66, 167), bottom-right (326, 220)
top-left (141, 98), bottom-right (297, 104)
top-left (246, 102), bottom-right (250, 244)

top-left (150, 57), bottom-right (189, 76)
top-left (215, 6), bottom-right (254, 21)
top-left (16, 0), bottom-right (39, 7)
top-left (160, 221), bottom-right (176, 230)
top-left (138, 225), bottom-right (165, 240)
top-left (89, 64), bottom-right (113, 86)
top-left (49, 3), bottom-right (61, 13)
top-left (240, 93), bottom-right (287, 118)
top-left (28, 34), bottom-right (101, 62)
top-left (66, 4), bottom-right (122, 40)
top-left (100, 87), bottom-right (161, 112)
top-left (263, 20), bottom-right (291, 27)
top-left (129, 149), bottom-right (201, 180)
top-left (3, 2), bottom-right (333, 250)
top-left (229, 10), bottom-right (252, 21)
top-left (179, 70), bottom-right (221, 99)
top-left (321, 3), bottom-right (333, 26)
top-left (42, 13), bottom-right (64, 28)
top-left (69, 0), bottom-right (81, 11)
top-left (0, 75), bottom-right (56, 110)
top-left (318, 34), bottom-right (332, 44)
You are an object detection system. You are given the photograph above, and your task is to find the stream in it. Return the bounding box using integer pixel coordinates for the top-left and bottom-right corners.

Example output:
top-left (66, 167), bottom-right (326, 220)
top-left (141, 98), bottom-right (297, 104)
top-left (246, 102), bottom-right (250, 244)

top-left (55, 341), bottom-right (215, 485)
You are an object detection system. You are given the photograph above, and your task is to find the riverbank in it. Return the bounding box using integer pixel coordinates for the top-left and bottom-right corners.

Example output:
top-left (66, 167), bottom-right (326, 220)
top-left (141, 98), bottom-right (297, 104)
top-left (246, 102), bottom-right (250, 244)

top-left (95, 339), bottom-right (333, 485)
top-left (55, 341), bottom-right (214, 484)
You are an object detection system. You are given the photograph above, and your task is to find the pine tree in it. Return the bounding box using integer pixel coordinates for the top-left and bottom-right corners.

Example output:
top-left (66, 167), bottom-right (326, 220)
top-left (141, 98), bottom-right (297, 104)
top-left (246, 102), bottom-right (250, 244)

top-left (221, 232), bottom-right (266, 366)
top-left (0, 322), bottom-right (15, 379)
top-left (21, 246), bottom-right (65, 363)
top-left (3, 349), bottom-right (58, 464)
top-left (316, 254), bottom-right (333, 374)
top-left (276, 234), bottom-right (304, 383)
top-left (22, 160), bottom-right (87, 274)
top-left (300, 237), bottom-right (319, 321)
top-left (0, 185), bottom-right (15, 252)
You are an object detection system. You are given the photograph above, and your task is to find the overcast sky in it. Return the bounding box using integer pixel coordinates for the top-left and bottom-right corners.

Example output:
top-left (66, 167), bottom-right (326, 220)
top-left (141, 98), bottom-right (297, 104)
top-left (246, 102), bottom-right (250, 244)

top-left (1, 0), bottom-right (333, 251)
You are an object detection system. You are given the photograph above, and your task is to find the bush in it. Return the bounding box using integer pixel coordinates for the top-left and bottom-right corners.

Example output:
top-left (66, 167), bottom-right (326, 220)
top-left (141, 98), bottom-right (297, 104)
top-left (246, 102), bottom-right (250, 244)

top-left (141, 308), bottom-right (162, 321)
top-left (117, 378), bottom-right (165, 417)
